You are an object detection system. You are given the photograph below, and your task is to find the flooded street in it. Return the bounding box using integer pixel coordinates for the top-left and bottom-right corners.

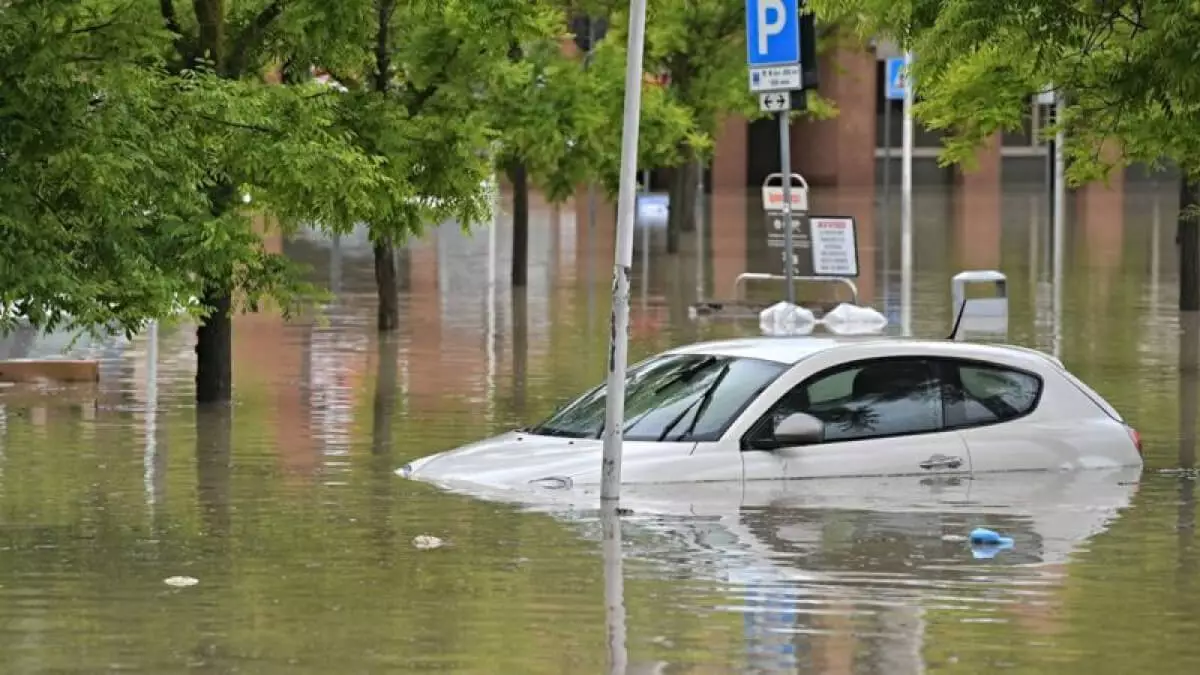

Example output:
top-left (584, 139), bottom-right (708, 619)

top-left (1, 181), bottom-right (1198, 673)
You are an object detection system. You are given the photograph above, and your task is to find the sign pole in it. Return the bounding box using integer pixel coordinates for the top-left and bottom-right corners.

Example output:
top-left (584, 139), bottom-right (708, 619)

top-left (900, 50), bottom-right (914, 337)
top-left (780, 112), bottom-right (796, 304)
top-left (883, 56), bottom-right (905, 311)
top-left (882, 95), bottom-right (892, 285)
top-left (1052, 91), bottom-right (1066, 360)
top-left (599, 0), bottom-right (648, 504)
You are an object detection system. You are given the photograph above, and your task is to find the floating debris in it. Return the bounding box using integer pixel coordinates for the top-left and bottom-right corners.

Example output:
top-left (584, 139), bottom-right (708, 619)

top-left (969, 527), bottom-right (1013, 546)
top-left (163, 576), bottom-right (199, 588)
top-left (412, 535), bottom-right (445, 550)
top-left (968, 527), bottom-right (1015, 560)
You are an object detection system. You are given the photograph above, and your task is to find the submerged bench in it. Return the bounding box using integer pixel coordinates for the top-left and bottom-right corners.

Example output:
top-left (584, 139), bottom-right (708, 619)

top-left (0, 360), bottom-right (100, 384)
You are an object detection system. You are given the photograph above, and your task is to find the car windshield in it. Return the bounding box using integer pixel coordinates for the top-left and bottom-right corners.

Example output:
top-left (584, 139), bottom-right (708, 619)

top-left (526, 353), bottom-right (787, 442)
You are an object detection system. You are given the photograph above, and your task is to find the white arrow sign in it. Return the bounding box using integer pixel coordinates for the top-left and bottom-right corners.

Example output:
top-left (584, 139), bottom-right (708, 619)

top-left (759, 91), bottom-right (790, 112)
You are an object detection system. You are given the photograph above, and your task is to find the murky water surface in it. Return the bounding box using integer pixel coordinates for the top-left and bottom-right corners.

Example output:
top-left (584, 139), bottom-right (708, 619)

top-left (1, 184), bottom-right (1198, 673)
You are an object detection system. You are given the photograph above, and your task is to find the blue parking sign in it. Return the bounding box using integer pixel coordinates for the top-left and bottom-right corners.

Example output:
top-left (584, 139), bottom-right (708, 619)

top-left (746, 0), bottom-right (800, 67)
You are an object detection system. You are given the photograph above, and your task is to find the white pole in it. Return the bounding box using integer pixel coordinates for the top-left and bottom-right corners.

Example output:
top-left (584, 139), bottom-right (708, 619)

top-left (900, 51), bottom-right (914, 336)
top-left (780, 113), bottom-right (796, 304)
top-left (1052, 92), bottom-right (1066, 360)
top-left (600, 0), bottom-right (648, 503)
top-left (143, 319), bottom-right (159, 509)
top-left (883, 92), bottom-right (893, 304)
top-left (602, 504), bottom-right (628, 674)
top-left (696, 168), bottom-right (705, 299)
top-left (486, 174), bottom-right (498, 423)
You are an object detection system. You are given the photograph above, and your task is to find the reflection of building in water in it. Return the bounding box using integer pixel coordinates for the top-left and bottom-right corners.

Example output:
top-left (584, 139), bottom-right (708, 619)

top-left (434, 205), bottom-right (555, 351)
top-left (307, 318), bottom-right (369, 469)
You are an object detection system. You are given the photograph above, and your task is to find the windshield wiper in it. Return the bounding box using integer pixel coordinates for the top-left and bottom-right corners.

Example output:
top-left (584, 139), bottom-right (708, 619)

top-left (652, 355), bottom-right (718, 394)
top-left (656, 362), bottom-right (731, 442)
top-left (529, 425), bottom-right (591, 439)
top-left (597, 357), bottom-right (721, 438)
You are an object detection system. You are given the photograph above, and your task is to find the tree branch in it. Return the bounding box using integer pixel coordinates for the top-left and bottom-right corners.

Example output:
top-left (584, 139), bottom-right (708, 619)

top-left (405, 42), bottom-right (461, 115)
top-left (374, 0), bottom-right (398, 93)
top-left (160, 0), bottom-right (183, 36)
top-left (226, 0), bottom-right (287, 77)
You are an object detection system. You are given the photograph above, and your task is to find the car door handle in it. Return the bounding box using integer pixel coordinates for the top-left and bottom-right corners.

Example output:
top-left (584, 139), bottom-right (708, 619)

top-left (919, 454), bottom-right (963, 470)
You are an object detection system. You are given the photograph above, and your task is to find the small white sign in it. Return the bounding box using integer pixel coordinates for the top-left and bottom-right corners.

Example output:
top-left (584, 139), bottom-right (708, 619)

top-left (1036, 84), bottom-right (1056, 105)
top-left (758, 91), bottom-right (790, 112)
top-left (749, 65), bottom-right (802, 92)
top-left (761, 186), bottom-right (808, 212)
top-left (810, 216), bottom-right (858, 276)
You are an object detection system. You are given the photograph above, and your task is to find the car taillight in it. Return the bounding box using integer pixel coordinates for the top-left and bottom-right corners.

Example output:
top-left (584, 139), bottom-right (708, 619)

top-left (1126, 425), bottom-right (1143, 455)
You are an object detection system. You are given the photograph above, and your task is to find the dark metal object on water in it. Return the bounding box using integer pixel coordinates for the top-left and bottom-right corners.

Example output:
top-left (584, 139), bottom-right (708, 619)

top-left (688, 300), bottom-right (842, 321)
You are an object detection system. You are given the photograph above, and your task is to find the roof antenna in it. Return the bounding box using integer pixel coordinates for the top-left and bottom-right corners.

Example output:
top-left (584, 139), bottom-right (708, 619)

top-left (946, 296), bottom-right (968, 341)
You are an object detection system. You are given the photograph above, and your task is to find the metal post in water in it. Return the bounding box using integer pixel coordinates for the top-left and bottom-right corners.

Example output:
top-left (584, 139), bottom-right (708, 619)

top-left (585, 16), bottom-right (598, 328)
top-left (883, 92), bottom-right (893, 295)
top-left (486, 173), bottom-right (498, 422)
top-left (641, 170), bottom-right (649, 308)
top-left (1052, 92), bottom-right (1066, 359)
top-left (1152, 198), bottom-right (1162, 315)
top-left (779, 112), bottom-right (795, 305)
top-left (900, 51), bottom-right (915, 336)
top-left (143, 319), bottom-right (159, 510)
top-left (696, 165), bottom-right (705, 300)
top-left (602, 503), bottom-right (628, 675)
top-left (600, 0), bottom-right (648, 504)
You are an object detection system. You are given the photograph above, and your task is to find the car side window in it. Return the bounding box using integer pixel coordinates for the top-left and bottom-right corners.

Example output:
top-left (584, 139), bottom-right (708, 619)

top-left (944, 361), bottom-right (1041, 427)
top-left (757, 358), bottom-right (945, 444)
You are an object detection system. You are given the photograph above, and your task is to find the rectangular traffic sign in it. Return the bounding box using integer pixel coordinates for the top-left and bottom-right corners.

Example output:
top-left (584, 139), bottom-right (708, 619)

top-left (758, 91), bottom-right (790, 112)
top-left (885, 56), bottom-right (906, 100)
top-left (746, 0), bottom-right (800, 67)
top-left (764, 214), bottom-right (810, 249)
top-left (809, 216), bottom-right (859, 276)
top-left (749, 65), bottom-right (802, 92)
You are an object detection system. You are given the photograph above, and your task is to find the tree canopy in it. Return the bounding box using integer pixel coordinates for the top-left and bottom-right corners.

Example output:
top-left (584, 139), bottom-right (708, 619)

top-left (809, 0), bottom-right (1200, 183)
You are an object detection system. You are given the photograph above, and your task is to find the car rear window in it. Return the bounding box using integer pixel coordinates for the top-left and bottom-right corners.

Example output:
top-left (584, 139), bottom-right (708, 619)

top-left (940, 360), bottom-right (1043, 428)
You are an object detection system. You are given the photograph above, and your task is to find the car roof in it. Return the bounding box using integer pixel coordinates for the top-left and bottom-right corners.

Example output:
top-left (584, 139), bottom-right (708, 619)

top-left (664, 335), bottom-right (1058, 369)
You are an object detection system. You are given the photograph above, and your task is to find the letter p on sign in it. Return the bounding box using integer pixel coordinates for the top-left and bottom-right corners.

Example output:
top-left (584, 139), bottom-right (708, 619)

top-left (757, 0), bottom-right (785, 55)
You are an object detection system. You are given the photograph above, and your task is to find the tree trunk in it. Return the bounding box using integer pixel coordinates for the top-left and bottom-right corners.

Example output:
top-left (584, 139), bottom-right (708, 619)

top-left (195, 183), bottom-right (236, 403)
top-left (509, 161), bottom-right (530, 288)
top-left (374, 241), bottom-right (399, 331)
top-left (666, 147), bottom-right (700, 254)
top-left (1181, 177), bottom-right (1200, 312)
top-left (195, 284), bottom-right (233, 403)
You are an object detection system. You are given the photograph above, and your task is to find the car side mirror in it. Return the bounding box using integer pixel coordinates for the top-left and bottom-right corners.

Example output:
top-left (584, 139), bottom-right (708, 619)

top-left (772, 412), bottom-right (825, 447)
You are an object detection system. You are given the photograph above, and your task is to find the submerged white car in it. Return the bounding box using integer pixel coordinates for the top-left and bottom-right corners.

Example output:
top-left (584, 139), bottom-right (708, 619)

top-left (400, 335), bottom-right (1143, 490)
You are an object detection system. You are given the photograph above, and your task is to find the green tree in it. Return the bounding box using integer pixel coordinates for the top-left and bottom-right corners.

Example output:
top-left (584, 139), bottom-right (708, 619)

top-left (157, 0), bottom-right (409, 401)
top-left (808, 0), bottom-right (1200, 310)
top-left (0, 0), bottom-right (380, 360)
top-left (276, 0), bottom-right (560, 327)
top-left (0, 1), bottom-right (210, 336)
top-left (578, 0), bottom-right (750, 255)
top-left (487, 7), bottom-right (695, 288)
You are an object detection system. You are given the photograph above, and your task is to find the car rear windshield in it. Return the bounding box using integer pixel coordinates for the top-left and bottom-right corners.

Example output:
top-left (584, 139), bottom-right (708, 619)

top-left (526, 353), bottom-right (787, 442)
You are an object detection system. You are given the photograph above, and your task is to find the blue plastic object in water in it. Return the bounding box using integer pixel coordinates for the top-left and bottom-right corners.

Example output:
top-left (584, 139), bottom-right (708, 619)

top-left (968, 527), bottom-right (1015, 559)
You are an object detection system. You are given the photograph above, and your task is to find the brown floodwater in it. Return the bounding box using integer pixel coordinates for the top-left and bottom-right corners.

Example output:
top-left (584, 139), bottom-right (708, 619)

top-left (0, 182), bottom-right (1198, 673)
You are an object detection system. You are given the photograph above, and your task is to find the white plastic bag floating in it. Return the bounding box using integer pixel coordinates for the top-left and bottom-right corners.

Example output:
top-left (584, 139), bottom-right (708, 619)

top-left (820, 303), bottom-right (888, 334)
top-left (759, 301), bottom-right (816, 336)
top-left (412, 535), bottom-right (445, 550)
top-left (163, 576), bottom-right (199, 587)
